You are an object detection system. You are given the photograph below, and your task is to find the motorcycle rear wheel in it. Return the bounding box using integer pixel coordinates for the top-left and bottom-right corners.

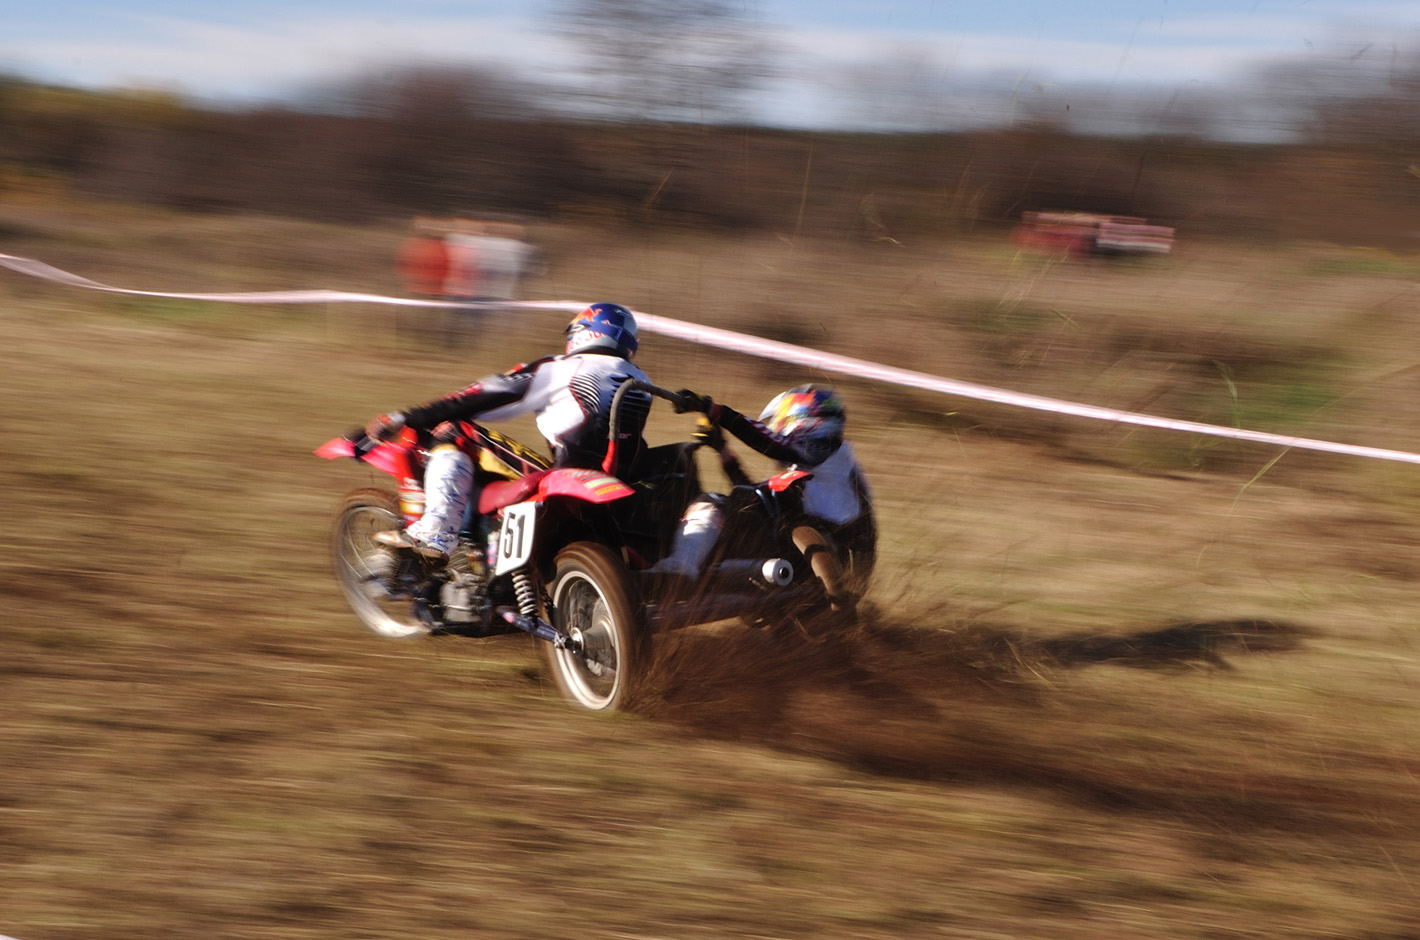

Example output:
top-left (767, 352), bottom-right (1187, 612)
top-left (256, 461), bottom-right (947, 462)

top-left (542, 542), bottom-right (648, 712)
top-left (331, 488), bottom-right (430, 638)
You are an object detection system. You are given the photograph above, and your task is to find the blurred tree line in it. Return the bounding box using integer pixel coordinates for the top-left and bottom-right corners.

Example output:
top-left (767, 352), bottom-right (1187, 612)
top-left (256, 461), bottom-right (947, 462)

top-left (0, 53), bottom-right (1416, 248)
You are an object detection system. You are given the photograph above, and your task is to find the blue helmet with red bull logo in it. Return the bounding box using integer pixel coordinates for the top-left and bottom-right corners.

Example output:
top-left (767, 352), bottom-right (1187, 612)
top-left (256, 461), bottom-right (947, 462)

top-left (759, 384), bottom-right (846, 466)
top-left (566, 302), bottom-right (639, 359)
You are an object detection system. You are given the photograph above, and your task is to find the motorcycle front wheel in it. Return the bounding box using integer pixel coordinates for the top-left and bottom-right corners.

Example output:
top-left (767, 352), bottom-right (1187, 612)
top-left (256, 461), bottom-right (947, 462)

top-left (330, 488), bottom-right (430, 638)
top-left (542, 542), bottom-right (648, 712)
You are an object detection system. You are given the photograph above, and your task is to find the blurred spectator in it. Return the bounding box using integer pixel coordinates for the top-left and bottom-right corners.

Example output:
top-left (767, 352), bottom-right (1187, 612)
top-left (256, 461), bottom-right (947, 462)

top-left (397, 217), bottom-right (540, 343)
top-left (400, 217), bottom-right (539, 301)
top-left (442, 227), bottom-right (483, 301)
top-left (396, 218), bottom-right (452, 297)
top-left (469, 223), bottom-right (540, 303)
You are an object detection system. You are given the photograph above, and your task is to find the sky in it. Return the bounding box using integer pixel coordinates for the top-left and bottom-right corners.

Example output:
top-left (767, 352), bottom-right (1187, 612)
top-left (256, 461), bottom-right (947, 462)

top-left (4, 0), bottom-right (1419, 130)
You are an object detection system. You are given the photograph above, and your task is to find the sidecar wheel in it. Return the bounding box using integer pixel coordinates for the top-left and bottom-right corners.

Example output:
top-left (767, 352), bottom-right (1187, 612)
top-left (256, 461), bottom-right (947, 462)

top-left (331, 488), bottom-right (430, 638)
top-left (542, 542), bottom-right (648, 712)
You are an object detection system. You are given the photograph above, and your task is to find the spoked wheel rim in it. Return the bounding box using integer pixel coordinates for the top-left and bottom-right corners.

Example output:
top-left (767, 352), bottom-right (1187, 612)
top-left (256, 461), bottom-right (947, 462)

top-left (548, 571), bottom-right (624, 709)
top-left (332, 494), bottom-right (429, 638)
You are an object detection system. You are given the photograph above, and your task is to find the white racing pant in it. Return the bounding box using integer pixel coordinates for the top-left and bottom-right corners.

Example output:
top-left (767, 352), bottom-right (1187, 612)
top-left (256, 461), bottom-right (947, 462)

top-left (647, 498), bottom-right (725, 579)
top-left (406, 445), bottom-right (475, 556)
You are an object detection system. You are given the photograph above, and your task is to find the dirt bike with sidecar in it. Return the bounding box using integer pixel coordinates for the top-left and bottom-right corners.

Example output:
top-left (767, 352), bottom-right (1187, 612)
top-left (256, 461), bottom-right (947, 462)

top-left (316, 381), bottom-right (874, 712)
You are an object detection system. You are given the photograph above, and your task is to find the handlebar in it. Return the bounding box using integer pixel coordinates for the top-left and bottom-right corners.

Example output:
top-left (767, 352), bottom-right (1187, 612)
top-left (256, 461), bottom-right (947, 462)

top-left (620, 378), bottom-right (686, 409)
top-left (603, 379), bottom-right (696, 474)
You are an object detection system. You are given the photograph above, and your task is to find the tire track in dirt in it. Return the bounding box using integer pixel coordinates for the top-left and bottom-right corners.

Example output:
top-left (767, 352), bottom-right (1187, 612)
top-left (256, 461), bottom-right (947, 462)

top-left (632, 613), bottom-right (1400, 833)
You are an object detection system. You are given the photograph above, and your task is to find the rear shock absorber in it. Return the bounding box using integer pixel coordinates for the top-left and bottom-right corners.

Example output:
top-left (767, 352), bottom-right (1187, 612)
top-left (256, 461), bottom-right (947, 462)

top-left (512, 569), bottom-right (539, 619)
top-left (497, 569), bottom-right (577, 652)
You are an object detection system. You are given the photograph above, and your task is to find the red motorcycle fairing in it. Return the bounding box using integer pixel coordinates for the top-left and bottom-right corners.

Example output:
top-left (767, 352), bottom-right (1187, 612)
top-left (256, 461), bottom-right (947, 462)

top-left (315, 434), bottom-right (420, 479)
top-left (316, 437), bottom-right (634, 512)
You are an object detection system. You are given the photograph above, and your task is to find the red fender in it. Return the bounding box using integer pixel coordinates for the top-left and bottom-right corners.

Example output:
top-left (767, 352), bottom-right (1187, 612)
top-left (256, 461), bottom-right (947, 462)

top-left (314, 437), bottom-right (355, 460)
top-left (479, 470), bottom-right (552, 514)
top-left (537, 468), bottom-right (635, 503)
top-left (766, 469), bottom-right (812, 492)
top-left (479, 468), bottom-right (633, 514)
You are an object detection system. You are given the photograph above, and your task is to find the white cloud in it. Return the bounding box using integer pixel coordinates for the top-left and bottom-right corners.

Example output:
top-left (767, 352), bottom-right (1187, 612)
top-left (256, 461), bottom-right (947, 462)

top-left (1, 13), bottom-right (567, 100)
top-left (773, 27), bottom-right (1287, 87)
top-left (3, 1), bottom-right (1419, 128)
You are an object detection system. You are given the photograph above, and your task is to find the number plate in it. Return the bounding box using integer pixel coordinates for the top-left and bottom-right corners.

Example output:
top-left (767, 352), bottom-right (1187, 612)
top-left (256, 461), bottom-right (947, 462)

top-left (494, 502), bottom-right (537, 576)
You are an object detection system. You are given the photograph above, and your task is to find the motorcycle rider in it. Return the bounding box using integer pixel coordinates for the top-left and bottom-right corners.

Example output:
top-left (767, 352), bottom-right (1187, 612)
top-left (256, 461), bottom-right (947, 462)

top-left (653, 384), bottom-right (875, 606)
top-left (367, 302), bottom-right (652, 558)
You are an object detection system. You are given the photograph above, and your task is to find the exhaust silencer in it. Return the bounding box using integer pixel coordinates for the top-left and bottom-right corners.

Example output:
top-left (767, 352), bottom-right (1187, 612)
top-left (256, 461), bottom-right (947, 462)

top-left (705, 557), bottom-right (794, 591)
top-left (758, 558), bottom-right (793, 588)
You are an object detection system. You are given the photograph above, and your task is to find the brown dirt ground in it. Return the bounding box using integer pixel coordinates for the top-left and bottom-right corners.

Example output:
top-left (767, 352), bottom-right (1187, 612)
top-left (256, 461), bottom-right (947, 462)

top-left (2, 200), bottom-right (1419, 939)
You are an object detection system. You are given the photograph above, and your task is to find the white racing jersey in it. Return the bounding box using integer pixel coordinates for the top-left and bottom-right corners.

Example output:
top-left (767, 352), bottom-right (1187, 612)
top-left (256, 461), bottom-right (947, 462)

top-left (401, 351), bottom-right (652, 472)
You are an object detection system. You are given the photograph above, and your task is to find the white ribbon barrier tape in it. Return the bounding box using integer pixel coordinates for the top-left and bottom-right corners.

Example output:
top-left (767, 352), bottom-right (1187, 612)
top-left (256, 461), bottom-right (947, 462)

top-left (630, 309), bottom-right (1420, 467)
top-left (0, 252), bottom-right (584, 311)
top-left (6, 251), bottom-right (1420, 468)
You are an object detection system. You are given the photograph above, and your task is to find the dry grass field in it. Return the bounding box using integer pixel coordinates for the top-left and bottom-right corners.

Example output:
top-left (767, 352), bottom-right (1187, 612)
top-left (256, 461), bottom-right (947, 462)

top-left (2, 196), bottom-right (1419, 939)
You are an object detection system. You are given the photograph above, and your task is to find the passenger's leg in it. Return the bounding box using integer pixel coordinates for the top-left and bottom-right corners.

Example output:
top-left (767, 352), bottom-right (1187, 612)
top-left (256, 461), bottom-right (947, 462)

top-left (647, 497), bottom-right (725, 579)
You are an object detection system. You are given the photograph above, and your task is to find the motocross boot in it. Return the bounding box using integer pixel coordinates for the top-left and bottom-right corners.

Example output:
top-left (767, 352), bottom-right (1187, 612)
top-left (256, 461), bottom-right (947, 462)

top-left (374, 529), bottom-right (449, 559)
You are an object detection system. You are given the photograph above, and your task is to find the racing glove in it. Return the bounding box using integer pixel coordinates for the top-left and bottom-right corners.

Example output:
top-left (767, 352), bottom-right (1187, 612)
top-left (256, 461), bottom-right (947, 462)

top-left (692, 416), bottom-right (725, 450)
top-left (430, 421), bottom-right (461, 444)
top-left (366, 412), bottom-right (406, 441)
top-left (673, 389), bottom-right (713, 415)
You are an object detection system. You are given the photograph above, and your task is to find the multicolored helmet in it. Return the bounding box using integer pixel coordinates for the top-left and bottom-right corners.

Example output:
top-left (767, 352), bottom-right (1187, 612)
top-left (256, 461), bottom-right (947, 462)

top-left (565, 302), bottom-right (639, 359)
top-left (759, 384), bottom-right (846, 466)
